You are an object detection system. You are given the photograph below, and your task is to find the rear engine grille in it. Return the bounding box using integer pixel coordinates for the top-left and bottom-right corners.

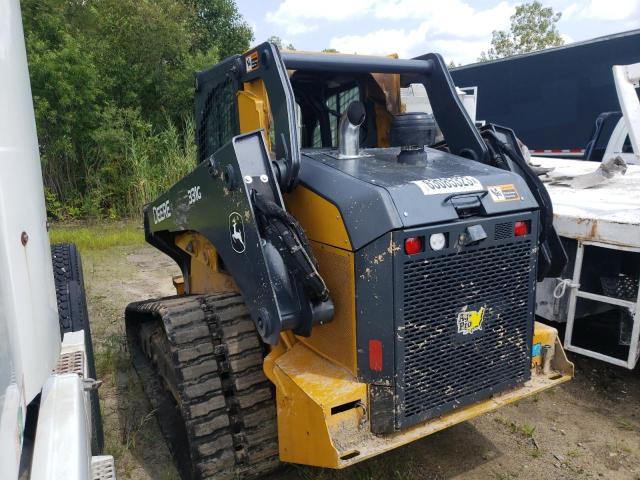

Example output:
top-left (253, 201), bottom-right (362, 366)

top-left (401, 240), bottom-right (533, 422)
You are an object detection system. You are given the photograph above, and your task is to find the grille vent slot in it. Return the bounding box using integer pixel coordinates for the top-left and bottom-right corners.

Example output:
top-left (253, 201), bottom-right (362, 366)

top-left (494, 222), bottom-right (513, 240)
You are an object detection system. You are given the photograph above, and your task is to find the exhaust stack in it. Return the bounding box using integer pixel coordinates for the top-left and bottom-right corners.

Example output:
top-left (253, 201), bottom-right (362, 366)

top-left (338, 101), bottom-right (366, 159)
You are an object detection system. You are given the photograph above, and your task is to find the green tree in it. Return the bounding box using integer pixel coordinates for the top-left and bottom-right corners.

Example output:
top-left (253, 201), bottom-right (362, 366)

top-left (479, 1), bottom-right (563, 61)
top-left (21, 0), bottom-right (252, 217)
top-left (267, 35), bottom-right (295, 51)
top-left (86, 0), bottom-right (215, 126)
top-left (184, 0), bottom-right (253, 58)
top-left (22, 0), bottom-right (103, 196)
top-left (322, 48), bottom-right (339, 53)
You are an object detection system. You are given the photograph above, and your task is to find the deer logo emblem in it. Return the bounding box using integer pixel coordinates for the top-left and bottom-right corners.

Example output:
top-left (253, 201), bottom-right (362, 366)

top-left (229, 212), bottom-right (246, 253)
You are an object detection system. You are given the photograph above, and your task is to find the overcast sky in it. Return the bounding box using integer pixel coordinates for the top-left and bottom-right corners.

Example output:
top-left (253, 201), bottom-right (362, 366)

top-left (235, 0), bottom-right (640, 65)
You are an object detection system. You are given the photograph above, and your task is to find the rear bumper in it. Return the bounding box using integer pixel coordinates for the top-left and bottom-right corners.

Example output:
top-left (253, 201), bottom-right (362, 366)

top-left (30, 373), bottom-right (93, 479)
top-left (335, 350), bottom-right (571, 468)
top-left (265, 322), bottom-right (573, 469)
top-left (30, 331), bottom-right (116, 480)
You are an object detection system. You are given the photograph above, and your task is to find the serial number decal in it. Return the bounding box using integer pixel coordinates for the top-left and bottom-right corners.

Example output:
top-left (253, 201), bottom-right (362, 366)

top-left (152, 200), bottom-right (171, 224)
top-left (411, 176), bottom-right (482, 195)
top-left (187, 185), bottom-right (202, 205)
top-left (488, 184), bottom-right (521, 202)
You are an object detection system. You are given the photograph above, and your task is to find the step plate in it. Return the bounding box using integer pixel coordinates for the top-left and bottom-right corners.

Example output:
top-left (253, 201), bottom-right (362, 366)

top-left (92, 455), bottom-right (116, 480)
top-left (54, 350), bottom-right (85, 377)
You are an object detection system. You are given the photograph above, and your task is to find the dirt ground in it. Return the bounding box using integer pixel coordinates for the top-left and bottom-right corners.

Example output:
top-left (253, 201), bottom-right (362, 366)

top-left (83, 244), bottom-right (640, 480)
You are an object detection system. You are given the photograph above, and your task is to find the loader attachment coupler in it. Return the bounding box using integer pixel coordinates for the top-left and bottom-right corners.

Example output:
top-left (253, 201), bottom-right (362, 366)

top-left (145, 131), bottom-right (334, 344)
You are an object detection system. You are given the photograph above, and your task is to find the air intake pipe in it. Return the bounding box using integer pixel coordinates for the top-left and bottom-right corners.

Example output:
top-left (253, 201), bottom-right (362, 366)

top-left (338, 101), bottom-right (366, 159)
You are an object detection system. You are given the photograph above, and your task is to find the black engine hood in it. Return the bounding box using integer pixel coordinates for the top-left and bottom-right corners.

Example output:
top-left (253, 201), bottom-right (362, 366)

top-left (298, 147), bottom-right (538, 250)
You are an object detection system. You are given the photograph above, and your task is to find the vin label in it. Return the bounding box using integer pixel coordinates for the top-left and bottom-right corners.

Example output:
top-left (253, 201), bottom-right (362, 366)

top-left (411, 176), bottom-right (482, 195)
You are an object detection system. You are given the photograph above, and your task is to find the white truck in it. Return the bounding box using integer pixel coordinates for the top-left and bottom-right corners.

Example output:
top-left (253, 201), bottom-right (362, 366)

top-left (0, 0), bottom-right (115, 478)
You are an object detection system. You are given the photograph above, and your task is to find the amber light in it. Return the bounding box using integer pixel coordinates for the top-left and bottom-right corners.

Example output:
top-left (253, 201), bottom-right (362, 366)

top-left (404, 236), bottom-right (424, 255)
top-left (514, 220), bottom-right (530, 237)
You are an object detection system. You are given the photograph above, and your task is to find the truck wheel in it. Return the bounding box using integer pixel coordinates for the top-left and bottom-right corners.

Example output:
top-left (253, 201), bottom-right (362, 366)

top-left (125, 293), bottom-right (280, 480)
top-left (51, 243), bottom-right (104, 454)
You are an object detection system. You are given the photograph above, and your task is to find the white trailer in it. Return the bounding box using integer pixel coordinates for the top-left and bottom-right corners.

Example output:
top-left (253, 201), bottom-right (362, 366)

top-left (0, 0), bottom-right (115, 477)
top-left (534, 62), bottom-right (640, 369)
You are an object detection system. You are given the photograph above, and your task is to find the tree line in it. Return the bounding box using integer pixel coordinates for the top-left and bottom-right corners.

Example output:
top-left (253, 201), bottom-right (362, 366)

top-left (23, 0), bottom-right (252, 219)
top-left (24, 0), bottom-right (563, 219)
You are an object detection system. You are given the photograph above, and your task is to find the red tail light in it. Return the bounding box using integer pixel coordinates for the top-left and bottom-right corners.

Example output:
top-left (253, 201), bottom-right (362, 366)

top-left (404, 236), bottom-right (424, 255)
top-left (514, 220), bottom-right (530, 237)
top-left (369, 339), bottom-right (383, 372)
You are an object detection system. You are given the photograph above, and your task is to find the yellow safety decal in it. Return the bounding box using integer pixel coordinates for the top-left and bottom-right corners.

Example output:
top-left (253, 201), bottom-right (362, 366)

top-left (245, 51), bottom-right (259, 72)
top-left (457, 306), bottom-right (485, 335)
top-left (488, 184), bottom-right (521, 202)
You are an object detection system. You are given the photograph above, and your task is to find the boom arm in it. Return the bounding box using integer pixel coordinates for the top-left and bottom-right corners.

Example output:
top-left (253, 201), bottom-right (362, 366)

top-left (145, 131), bottom-right (333, 345)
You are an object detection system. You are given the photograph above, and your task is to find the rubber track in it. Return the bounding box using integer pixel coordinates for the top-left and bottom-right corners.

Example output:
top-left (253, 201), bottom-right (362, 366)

top-left (125, 293), bottom-right (280, 480)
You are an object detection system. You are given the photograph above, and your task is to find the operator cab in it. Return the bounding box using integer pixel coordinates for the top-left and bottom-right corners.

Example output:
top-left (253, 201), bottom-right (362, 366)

top-left (291, 71), bottom-right (390, 149)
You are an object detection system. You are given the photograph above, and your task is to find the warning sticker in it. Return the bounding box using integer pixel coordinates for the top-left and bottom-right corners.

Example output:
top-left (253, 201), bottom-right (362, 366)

top-left (245, 51), bottom-right (259, 72)
top-left (411, 176), bottom-right (482, 196)
top-left (488, 184), bottom-right (521, 202)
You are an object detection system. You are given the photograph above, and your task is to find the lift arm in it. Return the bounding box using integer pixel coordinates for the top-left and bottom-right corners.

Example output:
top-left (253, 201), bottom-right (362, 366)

top-left (144, 131), bottom-right (333, 345)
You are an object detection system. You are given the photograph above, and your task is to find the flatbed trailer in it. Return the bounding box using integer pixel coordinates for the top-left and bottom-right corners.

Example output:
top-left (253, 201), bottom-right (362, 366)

top-left (535, 157), bottom-right (640, 369)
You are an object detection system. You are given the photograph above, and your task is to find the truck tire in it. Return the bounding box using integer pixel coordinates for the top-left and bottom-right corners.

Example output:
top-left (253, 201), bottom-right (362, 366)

top-left (125, 293), bottom-right (280, 480)
top-left (51, 243), bottom-right (104, 454)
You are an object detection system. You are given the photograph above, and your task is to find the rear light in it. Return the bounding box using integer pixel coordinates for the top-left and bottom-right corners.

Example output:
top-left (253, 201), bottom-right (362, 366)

top-left (514, 220), bottom-right (530, 237)
top-left (369, 339), bottom-right (383, 372)
top-left (404, 236), bottom-right (424, 255)
top-left (429, 232), bottom-right (447, 251)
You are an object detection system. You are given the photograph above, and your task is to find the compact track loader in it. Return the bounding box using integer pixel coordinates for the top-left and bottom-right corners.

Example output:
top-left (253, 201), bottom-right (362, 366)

top-left (125, 43), bottom-right (574, 479)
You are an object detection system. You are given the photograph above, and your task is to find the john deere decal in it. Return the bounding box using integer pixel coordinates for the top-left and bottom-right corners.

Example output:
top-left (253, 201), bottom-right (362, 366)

top-left (457, 306), bottom-right (485, 335)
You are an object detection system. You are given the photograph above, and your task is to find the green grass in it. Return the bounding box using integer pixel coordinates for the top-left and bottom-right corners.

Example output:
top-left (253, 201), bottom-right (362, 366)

top-left (616, 418), bottom-right (635, 431)
top-left (95, 332), bottom-right (129, 378)
top-left (49, 222), bottom-right (145, 251)
top-left (494, 417), bottom-right (536, 438)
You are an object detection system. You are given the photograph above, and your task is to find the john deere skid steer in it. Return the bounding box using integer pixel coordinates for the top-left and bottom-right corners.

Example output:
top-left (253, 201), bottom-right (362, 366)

top-left (125, 43), bottom-right (574, 479)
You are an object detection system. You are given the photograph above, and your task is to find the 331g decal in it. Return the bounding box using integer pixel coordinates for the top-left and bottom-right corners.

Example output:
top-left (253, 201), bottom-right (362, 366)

top-left (187, 185), bottom-right (202, 205)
